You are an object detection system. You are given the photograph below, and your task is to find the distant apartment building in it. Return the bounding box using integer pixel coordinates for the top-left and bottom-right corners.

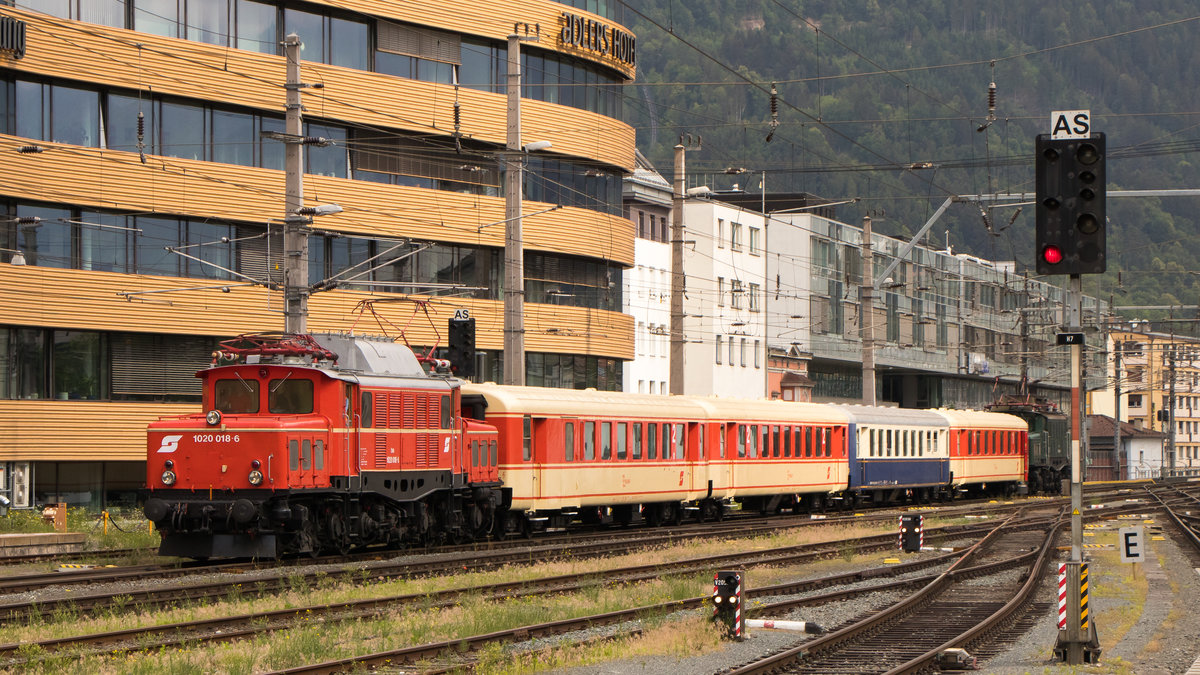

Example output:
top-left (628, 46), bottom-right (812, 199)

top-left (622, 151), bottom-right (671, 395)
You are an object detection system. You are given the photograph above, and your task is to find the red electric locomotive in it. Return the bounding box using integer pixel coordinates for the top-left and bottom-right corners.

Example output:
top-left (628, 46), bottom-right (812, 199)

top-left (143, 333), bottom-right (501, 559)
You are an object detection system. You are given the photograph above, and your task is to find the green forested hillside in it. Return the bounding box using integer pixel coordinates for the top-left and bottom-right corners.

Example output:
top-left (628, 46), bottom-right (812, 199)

top-left (626, 1), bottom-right (1200, 332)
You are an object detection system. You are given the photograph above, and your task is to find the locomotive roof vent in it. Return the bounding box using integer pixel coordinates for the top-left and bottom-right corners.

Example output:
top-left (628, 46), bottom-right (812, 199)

top-left (310, 333), bottom-right (427, 378)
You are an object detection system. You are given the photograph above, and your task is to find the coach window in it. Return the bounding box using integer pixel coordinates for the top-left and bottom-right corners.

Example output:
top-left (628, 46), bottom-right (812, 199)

top-left (771, 426), bottom-right (781, 458)
top-left (632, 423), bottom-right (643, 459)
top-left (823, 428), bottom-right (832, 457)
top-left (601, 422), bottom-right (612, 460)
top-left (268, 378), bottom-right (313, 414)
top-left (697, 424), bottom-right (706, 459)
top-left (736, 425), bottom-right (745, 458)
top-left (584, 421), bottom-right (596, 460)
top-left (673, 424), bottom-right (685, 459)
top-left (746, 425), bottom-right (757, 458)
top-left (564, 421), bottom-right (575, 461)
top-left (522, 416), bottom-right (532, 461)
top-left (662, 424), bottom-right (673, 459)
top-left (647, 422), bottom-right (658, 459)
top-left (215, 379), bottom-right (260, 413)
top-left (719, 424), bottom-right (727, 458)
top-left (783, 426), bottom-right (792, 457)
top-left (617, 422), bottom-right (627, 459)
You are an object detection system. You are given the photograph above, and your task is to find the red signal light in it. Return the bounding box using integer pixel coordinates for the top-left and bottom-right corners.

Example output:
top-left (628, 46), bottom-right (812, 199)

top-left (1042, 245), bottom-right (1064, 265)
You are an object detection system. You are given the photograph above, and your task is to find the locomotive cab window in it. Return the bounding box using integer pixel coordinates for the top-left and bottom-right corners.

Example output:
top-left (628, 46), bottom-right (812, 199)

top-left (361, 391), bottom-right (373, 426)
top-left (215, 378), bottom-right (260, 413)
top-left (268, 378), bottom-right (313, 414)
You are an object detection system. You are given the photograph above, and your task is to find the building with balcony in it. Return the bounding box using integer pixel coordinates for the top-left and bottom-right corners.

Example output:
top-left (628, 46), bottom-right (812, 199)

top-left (0, 1), bottom-right (637, 508)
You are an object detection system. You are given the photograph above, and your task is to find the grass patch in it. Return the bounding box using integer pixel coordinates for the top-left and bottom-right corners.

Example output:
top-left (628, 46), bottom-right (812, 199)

top-left (0, 506), bottom-right (160, 555)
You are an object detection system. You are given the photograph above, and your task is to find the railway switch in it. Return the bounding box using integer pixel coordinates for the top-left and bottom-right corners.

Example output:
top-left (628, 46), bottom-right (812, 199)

top-left (711, 570), bottom-right (745, 640)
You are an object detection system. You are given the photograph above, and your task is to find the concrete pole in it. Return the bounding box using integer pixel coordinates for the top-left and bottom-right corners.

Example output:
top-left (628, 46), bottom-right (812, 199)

top-left (503, 33), bottom-right (525, 386)
top-left (1067, 274), bottom-right (1084, 664)
top-left (669, 144), bottom-right (686, 395)
top-left (761, 170), bottom-right (769, 400)
top-left (283, 34), bottom-right (307, 334)
top-left (861, 216), bottom-right (876, 405)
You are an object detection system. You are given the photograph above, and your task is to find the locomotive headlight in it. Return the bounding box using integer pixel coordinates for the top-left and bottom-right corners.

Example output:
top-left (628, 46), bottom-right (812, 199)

top-left (248, 469), bottom-right (264, 486)
top-left (206, 409), bottom-right (222, 426)
top-left (160, 470), bottom-right (177, 486)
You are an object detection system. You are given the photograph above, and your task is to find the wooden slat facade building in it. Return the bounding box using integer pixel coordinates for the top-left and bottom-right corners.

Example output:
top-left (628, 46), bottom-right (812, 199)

top-left (0, 1), bottom-right (637, 509)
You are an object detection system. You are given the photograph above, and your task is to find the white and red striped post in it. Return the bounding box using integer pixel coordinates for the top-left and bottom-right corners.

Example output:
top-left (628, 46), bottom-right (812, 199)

top-left (1057, 562), bottom-right (1068, 630)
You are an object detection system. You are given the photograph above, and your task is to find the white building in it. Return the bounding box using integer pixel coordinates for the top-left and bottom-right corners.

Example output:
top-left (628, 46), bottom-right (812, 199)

top-left (622, 151), bottom-right (672, 395)
top-left (680, 198), bottom-right (768, 399)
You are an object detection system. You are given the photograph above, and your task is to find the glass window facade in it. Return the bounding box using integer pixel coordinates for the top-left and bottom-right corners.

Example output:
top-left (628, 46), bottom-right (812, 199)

top-left (14, 1), bottom-right (625, 120)
top-left (4, 76), bottom-right (619, 215)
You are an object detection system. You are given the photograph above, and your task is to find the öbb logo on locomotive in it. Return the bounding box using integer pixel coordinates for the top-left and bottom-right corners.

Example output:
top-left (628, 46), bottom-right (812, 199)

top-left (141, 332), bottom-right (1069, 559)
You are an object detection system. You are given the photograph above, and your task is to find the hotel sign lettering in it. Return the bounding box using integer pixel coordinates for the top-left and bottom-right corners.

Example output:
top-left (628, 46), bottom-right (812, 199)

top-left (559, 12), bottom-right (635, 66)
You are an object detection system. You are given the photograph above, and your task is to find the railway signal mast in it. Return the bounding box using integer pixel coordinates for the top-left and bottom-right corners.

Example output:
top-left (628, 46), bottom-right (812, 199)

top-left (1036, 109), bottom-right (1104, 665)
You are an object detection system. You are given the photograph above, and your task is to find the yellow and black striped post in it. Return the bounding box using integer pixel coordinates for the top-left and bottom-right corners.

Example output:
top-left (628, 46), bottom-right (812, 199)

top-left (1080, 562), bottom-right (1089, 631)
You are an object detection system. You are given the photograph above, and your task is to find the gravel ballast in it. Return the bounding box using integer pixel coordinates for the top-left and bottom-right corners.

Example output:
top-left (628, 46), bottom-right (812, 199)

top-left (541, 529), bottom-right (1200, 675)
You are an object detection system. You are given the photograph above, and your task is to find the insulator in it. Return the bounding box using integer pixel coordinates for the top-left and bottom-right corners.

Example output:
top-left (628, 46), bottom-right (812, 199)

top-left (454, 101), bottom-right (461, 129)
top-left (137, 111), bottom-right (145, 140)
top-left (987, 82), bottom-right (996, 115)
top-left (770, 83), bottom-right (778, 117)
top-left (16, 145), bottom-right (44, 154)
top-left (302, 136), bottom-right (331, 146)
top-left (16, 216), bottom-right (41, 225)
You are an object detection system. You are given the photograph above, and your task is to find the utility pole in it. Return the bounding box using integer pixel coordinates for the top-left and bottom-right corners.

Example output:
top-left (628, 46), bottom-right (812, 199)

top-left (503, 26), bottom-right (539, 386)
top-left (861, 216), bottom-right (876, 405)
top-left (1020, 276), bottom-right (1030, 393)
top-left (1113, 340), bottom-right (1122, 479)
top-left (283, 34), bottom-right (307, 335)
top-left (1169, 342), bottom-right (1177, 477)
top-left (669, 143), bottom-right (686, 395)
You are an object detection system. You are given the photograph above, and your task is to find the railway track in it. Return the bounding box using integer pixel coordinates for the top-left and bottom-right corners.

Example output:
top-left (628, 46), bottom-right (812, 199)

top-left (721, 513), bottom-right (1060, 674)
top-left (0, 495), bottom-right (1049, 597)
top-left (0, 482), bottom-right (1132, 570)
top-left (0, 487), bottom-right (1175, 672)
top-left (3, 517), bottom-right (1025, 669)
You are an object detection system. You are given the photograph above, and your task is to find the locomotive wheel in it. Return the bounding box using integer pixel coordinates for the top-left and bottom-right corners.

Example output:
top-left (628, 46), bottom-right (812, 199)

top-left (301, 521), bottom-right (319, 559)
top-left (327, 513), bottom-right (351, 555)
